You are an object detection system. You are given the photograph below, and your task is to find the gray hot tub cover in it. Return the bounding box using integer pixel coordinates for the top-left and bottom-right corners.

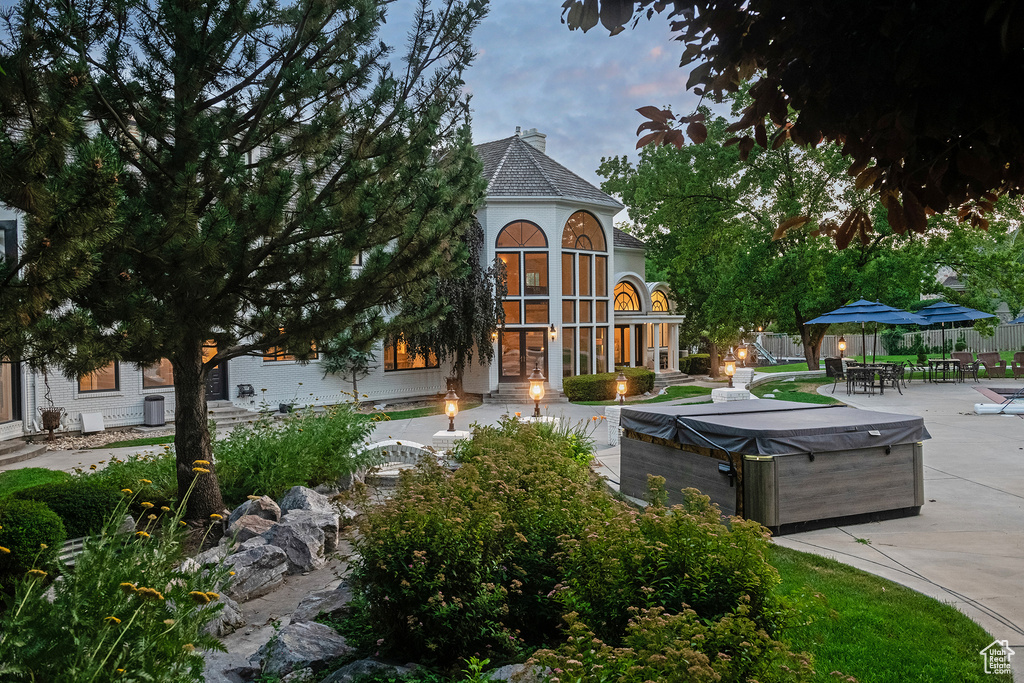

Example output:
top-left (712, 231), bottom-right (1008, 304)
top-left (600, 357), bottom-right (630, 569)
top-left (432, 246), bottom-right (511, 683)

top-left (620, 401), bottom-right (930, 456)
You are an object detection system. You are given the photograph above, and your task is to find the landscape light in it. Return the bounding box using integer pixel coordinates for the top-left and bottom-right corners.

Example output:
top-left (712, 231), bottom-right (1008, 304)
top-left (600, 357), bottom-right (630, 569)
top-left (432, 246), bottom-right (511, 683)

top-left (616, 371), bottom-right (628, 404)
top-left (736, 344), bottom-right (747, 367)
top-left (838, 335), bottom-right (847, 358)
top-left (528, 365), bottom-right (546, 418)
top-left (444, 388), bottom-right (459, 432)
top-left (724, 349), bottom-right (736, 388)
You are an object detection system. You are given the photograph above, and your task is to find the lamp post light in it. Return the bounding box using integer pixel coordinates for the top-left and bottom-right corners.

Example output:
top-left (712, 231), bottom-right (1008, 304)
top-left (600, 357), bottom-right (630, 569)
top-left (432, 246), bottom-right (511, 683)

top-left (724, 349), bottom-right (736, 388)
top-left (528, 365), bottom-right (546, 418)
top-left (444, 388), bottom-right (459, 432)
top-left (616, 371), bottom-right (628, 404)
top-left (838, 335), bottom-right (847, 358)
top-left (736, 344), bottom-right (747, 368)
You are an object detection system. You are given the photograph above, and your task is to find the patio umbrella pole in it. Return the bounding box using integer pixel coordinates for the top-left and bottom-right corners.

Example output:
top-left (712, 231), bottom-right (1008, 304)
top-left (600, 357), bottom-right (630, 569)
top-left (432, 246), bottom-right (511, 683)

top-left (941, 322), bottom-right (946, 360)
top-left (872, 323), bottom-right (878, 363)
top-left (862, 321), bottom-right (867, 364)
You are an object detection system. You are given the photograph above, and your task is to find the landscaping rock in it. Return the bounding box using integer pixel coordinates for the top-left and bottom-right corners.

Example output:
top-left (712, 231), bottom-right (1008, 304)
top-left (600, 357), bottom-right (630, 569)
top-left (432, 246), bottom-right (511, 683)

top-left (320, 659), bottom-right (416, 683)
top-left (283, 509), bottom-right (340, 552)
top-left (487, 663), bottom-right (551, 683)
top-left (117, 514), bottom-right (136, 534)
top-left (278, 486), bottom-right (334, 516)
top-left (282, 668), bottom-right (314, 682)
top-left (228, 496), bottom-right (282, 527)
top-left (250, 621), bottom-right (354, 677)
top-left (202, 593), bottom-right (246, 637)
top-left (181, 543), bottom-right (229, 574)
top-left (262, 517), bottom-right (325, 574)
top-left (291, 583), bottom-right (353, 622)
top-left (228, 514), bottom-right (278, 544)
top-left (223, 543), bottom-right (288, 602)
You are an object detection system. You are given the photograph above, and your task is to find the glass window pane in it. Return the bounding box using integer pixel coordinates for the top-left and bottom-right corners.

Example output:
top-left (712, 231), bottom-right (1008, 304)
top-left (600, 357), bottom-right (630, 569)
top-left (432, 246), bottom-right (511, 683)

top-left (143, 359), bottom-right (174, 388)
top-left (562, 211), bottom-right (606, 252)
top-left (501, 331), bottom-right (521, 379)
top-left (579, 300), bottom-right (591, 323)
top-left (562, 300), bottom-right (575, 323)
top-left (595, 301), bottom-right (607, 323)
top-left (497, 252), bottom-right (520, 297)
top-left (524, 301), bottom-right (549, 324)
top-left (579, 328), bottom-right (591, 375)
top-left (385, 336), bottom-right (439, 371)
top-left (596, 327), bottom-right (607, 374)
top-left (523, 253), bottom-right (548, 295)
top-left (614, 282), bottom-right (640, 311)
top-left (652, 291), bottom-right (669, 311)
top-left (79, 362), bottom-right (118, 392)
top-left (562, 328), bottom-right (575, 378)
top-left (384, 338), bottom-right (396, 371)
top-left (660, 323), bottom-right (669, 347)
top-left (498, 221), bottom-right (547, 248)
top-left (615, 326), bottom-right (631, 366)
top-left (503, 300), bottom-right (521, 324)
top-left (595, 256), bottom-right (607, 297)
top-left (525, 330), bottom-right (547, 376)
top-left (579, 254), bottom-right (591, 296)
top-left (0, 362), bottom-right (14, 423)
top-left (561, 254), bottom-right (574, 296)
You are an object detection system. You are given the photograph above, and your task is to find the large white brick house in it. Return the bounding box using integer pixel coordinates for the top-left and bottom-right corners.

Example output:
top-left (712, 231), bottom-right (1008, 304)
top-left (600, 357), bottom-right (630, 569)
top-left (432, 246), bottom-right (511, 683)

top-left (0, 128), bottom-right (684, 440)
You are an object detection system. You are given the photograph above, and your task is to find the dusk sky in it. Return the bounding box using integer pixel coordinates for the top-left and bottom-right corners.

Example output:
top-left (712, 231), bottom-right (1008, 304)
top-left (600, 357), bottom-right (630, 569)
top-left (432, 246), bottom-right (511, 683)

top-left (384, 1), bottom-right (704, 222)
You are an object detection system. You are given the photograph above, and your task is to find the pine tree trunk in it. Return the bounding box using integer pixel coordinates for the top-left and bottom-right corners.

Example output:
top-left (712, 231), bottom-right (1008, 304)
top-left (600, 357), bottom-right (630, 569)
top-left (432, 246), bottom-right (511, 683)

top-left (172, 343), bottom-right (225, 520)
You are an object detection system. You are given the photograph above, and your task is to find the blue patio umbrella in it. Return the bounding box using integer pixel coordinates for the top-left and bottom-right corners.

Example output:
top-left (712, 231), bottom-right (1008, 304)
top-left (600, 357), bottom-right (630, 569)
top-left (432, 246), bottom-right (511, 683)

top-left (1009, 313), bottom-right (1024, 325)
top-left (804, 299), bottom-right (926, 363)
top-left (916, 301), bottom-right (996, 359)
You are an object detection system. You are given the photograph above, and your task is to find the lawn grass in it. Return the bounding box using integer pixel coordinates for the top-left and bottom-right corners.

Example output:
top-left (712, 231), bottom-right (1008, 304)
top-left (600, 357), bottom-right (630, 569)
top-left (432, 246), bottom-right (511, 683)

top-left (752, 377), bottom-right (844, 405)
top-left (371, 401), bottom-right (482, 422)
top-left (0, 467), bottom-right (72, 499)
top-left (575, 385), bottom-right (714, 406)
top-left (760, 351), bottom-right (1020, 378)
top-left (772, 545), bottom-right (1010, 682)
top-left (94, 435), bottom-right (176, 449)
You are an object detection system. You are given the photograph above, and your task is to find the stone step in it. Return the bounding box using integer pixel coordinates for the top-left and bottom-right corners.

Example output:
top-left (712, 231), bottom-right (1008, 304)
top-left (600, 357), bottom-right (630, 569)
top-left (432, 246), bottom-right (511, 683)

top-left (0, 439), bottom-right (25, 457)
top-left (0, 441), bottom-right (48, 468)
top-left (482, 390), bottom-right (570, 404)
top-left (652, 371), bottom-right (694, 388)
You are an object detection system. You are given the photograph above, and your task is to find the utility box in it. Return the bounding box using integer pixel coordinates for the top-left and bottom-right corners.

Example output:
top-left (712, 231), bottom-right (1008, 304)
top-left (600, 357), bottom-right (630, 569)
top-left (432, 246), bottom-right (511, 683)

top-left (143, 395), bottom-right (165, 427)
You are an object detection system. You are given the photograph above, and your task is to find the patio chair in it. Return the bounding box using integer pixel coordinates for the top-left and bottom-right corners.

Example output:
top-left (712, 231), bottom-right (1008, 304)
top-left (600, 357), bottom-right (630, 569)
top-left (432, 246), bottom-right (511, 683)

top-left (824, 357), bottom-right (845, 394)
top-left (880, 364), bottom-right (903, 395)
top-left (978, 352), bottom-right (1008, 379)
top-left (1013, 352), bottom-right (1024, 380)
top-left (951, 352), bottom-right (980, 382)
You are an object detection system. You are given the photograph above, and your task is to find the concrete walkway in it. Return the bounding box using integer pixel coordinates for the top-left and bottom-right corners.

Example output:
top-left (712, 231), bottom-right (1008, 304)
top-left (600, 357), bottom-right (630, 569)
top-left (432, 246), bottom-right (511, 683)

top-left (772, 378), bottom-right (1024, 678)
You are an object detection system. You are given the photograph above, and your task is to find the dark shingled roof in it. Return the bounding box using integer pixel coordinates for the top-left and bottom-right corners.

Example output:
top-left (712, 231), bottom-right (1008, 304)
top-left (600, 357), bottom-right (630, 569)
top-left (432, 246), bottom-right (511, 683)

top-left (614, 227), bottom-right (646, 250)
top-left (475, 135), bottom-right (623, 209)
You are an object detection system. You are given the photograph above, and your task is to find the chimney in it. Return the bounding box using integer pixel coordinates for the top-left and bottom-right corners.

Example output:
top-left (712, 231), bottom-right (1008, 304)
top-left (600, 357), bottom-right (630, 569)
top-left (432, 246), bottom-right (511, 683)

top-left (515, 125), bottom-right (521, 136)
top-left (521, 127), bottom-right (546, 153)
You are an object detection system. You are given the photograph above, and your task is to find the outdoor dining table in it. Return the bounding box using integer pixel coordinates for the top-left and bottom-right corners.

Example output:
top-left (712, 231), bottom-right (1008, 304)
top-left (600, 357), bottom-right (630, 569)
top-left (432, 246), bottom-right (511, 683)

top-left (847, 364), bottom-right (893, 395)
top-left (927, 358), bottom-right (960, 383)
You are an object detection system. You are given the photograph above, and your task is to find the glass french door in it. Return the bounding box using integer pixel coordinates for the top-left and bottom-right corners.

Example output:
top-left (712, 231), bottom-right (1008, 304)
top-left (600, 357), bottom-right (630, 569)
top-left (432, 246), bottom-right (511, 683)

top-left (499, 329), bottom-right (548, 382)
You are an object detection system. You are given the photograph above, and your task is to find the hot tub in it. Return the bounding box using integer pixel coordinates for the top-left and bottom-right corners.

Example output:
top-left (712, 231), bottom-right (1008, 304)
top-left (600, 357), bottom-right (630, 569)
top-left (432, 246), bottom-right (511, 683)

top-left (619, 402), bottom-right (930, 534)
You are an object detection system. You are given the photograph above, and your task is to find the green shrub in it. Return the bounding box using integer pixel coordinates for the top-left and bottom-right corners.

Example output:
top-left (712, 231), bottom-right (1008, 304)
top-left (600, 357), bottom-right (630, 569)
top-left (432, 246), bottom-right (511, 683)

top-left (214, 404), bottom-right (377, 505)
top-left (552, 482), bottom-right (784, 642)
top-left (343, 420), bottom-right (617, 669)
top-left (85, 449), bottom-right (178, 510)
top-left (562, 367), bottom-right (654, 401)
top-left (680, 353), bottom-right (711, 375)
top-left (0, 468), bottom-right (72, 500)
top-left (14, 478), bottom-right (122, 538)
top-left (0, 481), bottom-right (231, 682)
top-left (0, 498), bottom-right (66, 581)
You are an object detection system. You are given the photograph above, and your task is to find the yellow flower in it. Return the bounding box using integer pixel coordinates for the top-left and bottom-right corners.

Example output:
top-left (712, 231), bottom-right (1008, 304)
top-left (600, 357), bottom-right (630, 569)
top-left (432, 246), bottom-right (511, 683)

top-left (139, 478), bottom-right (152, 484)
top-left (229, 571), bottom-right (236, 576)
top-left (209, 513), bottom-right (223, 520)
top-left (121, 488), bottom-right (133, 494)
top-left (140, 502), bottom-right (154, 509)
top-left (246, 495), bottom-right (260, 501)
top-left (147, 514), bottom-right (157, 520)
top-left (179, 520), bottom-right (188, 527)
top-left (135, 531), bottom-right (150, 539)
top-left (161, 506), bottom-right (171, 512)
top-left (192, 467), bottom-right (210, 474)
top-left (39, 543), bottom-right (48, 550)
top-left (89, 464), bottom-right (97, 470)
top-left (119, 582), bottom-right (138, 594)
top-left (116, 669), bottom-right (125, 674)
top-left (27, 569), bottom-right (47, 578)
top-left (182, 643), bottom-right (195, 652)
top-left (204, 591), bottom-right (220, 601)
top-left (188, 591), bottom-right (211, 604)
top-left (104, 616), bottom-right (122, 625)
top-left (193, 459), bottom-right (210, 466)
top-left (163, 619), bottom-right (176, 626)
top-left (137, 586), bottom-right (165, 601)
top-left (0, 546), bottom-right (9, 554)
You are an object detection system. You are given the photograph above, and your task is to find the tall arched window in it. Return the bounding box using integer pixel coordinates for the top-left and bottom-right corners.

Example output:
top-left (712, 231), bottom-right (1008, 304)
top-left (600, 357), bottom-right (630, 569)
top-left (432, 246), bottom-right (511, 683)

top-left (497, 221), bottom-right (547, 248)
top-left (614, 282), bottom-right (641, 311)
top-left (651, 290), bottom-right (669, 312)
top-left (496, 221), bottom-right (550, 383)
top-left (562, 211), bottom-right (609, 377)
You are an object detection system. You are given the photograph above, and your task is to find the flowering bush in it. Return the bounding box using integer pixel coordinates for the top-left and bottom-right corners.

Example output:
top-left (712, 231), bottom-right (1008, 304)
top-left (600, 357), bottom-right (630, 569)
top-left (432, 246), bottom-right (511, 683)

top-left (86, 449), bottom-right (178, 510)
top-left (214, 404), bottom-right (377, 504)
top-left (0, 476), bottom-right (231, 682)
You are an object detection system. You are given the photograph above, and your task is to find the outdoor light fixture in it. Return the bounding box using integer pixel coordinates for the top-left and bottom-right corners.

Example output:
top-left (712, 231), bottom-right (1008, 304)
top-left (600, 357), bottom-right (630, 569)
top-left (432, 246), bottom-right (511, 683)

top-left (616, 371), bottom-right (628, 404)
top-left (491, 330), bottom-right (498, 342)
top-left (549, 323), bottom-right (557, 341)
top-left (444, 388), bottom-right (459, 432)
top-left (736, 344), bottom-right (748, 367)
top-left (724, 349), bottom-right (736, 388)
top-left (757, 326), bottom-right (763, 332)
top-left (838, 335), bottom-right (847, 358)
top-left (528, 365), bottom-right (546, 418)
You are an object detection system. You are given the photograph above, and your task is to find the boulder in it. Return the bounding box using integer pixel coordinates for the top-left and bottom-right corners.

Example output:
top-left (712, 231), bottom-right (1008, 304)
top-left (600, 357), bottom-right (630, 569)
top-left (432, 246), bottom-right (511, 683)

top-left (224, 543), bottom-right (288, 602)
top-left (282, 668), bottom-right (314, 682)
top-left (320, 659), bottom-right (416, 683)
top-left (278, 486), bottom-right (334, 516)
top-left (486, 663), bottom-right (551, 683)
top-left (202, 592), bottom-right (246, 637)
top-left (262, 517), bottom-right (325, 574)
top-left (117, 515), bottom-right (136, 534)
top-left (291, 583), bottom-right (353, 622)
top-left (228, 515), bottom-right (278, 544)
top-left (250, 621), bottom-right (354, 677)
top-left (180, 543), bottom-right (229, 574)
top-left (228, 496), bottom-right (281, 527)
top-left (282, 509), bottom-right (340, 553)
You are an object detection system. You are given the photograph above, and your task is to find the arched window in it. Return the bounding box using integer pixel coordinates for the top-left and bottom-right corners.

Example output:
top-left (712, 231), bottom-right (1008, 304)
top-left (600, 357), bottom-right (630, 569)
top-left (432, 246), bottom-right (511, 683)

top-left (561, 211), bottom-right (606, 251)
top-left (651, 290), bottom-right (669, 312)
top-left (614, 282), bottom-right (641, 311)
top-left (497, 221), bottom-right (547, 248)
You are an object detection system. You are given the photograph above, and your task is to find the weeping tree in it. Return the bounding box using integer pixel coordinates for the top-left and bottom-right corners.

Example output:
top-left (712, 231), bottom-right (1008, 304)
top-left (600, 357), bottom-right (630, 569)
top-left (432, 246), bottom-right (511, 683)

top-left (4, 0), bottom-right (489, 518)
